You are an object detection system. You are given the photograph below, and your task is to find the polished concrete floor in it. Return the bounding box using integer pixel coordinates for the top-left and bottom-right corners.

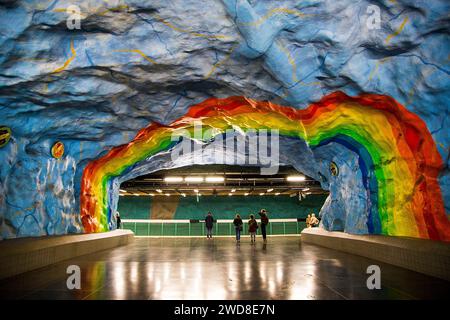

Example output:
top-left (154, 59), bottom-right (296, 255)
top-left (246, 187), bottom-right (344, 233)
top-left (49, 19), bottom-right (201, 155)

top-left (0, 236), bottom-right (449, 300)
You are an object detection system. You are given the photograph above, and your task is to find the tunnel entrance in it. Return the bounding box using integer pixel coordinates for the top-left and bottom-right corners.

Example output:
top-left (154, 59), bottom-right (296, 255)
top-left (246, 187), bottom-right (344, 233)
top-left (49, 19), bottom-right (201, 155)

top-left (80, 94), bottom-right (449, 241)
top-left (117, 165), bottom-right (328, 236)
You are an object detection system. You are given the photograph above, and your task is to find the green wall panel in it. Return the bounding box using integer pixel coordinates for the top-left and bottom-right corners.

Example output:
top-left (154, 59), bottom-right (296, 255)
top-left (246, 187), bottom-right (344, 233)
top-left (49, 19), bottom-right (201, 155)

top-left (117, 196), bottom-right (151, 219)
top-left (118, 194), bottom-right (327, 220)
top-left (174, 195), bottom-right (327, 220)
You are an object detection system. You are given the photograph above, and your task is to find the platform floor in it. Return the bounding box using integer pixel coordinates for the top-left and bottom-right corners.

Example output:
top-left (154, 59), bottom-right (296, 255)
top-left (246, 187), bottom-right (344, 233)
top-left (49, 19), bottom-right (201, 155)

top-left (0, 236), bottom-right (449, 300)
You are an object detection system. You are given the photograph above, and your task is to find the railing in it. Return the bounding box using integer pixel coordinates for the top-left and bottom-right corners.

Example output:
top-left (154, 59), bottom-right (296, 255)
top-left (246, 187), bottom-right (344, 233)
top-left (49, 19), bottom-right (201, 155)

top-left (122, 219), bottom-right (306, 237)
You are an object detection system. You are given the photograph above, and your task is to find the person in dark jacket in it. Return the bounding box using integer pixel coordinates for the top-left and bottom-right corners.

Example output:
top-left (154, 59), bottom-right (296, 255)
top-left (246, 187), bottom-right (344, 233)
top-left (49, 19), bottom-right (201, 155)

top-left (248, 214), bottom-right (258, 243)
top-left (116, 212), bottom-right (121, 229)
top-left (205, 211), bottom-right (214, 239)
top-left (258, 209), bottom-right (269, 242)
top-left (233, 214), bottom-right (243, 242)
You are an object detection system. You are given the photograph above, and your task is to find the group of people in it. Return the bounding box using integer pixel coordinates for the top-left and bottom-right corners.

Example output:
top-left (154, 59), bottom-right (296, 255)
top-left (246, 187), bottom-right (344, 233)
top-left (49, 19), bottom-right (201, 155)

top-left (306, 213), bottom-right (319, 228)
top-left (205, 209), bottom-right (270, 243)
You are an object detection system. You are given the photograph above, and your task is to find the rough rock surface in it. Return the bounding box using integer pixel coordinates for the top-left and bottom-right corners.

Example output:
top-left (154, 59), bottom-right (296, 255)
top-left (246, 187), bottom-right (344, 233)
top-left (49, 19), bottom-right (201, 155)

top-left (0, 0), bottom-right (449, 239)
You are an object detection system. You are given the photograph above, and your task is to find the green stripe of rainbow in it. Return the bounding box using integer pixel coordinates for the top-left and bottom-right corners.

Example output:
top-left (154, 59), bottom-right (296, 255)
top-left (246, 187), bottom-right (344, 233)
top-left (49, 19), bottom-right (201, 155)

top-left (80, 92), bottom-right (450, 241)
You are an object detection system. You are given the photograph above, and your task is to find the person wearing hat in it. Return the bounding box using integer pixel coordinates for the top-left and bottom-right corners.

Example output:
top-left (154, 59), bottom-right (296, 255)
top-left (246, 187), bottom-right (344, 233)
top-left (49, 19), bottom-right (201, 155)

top-left (258, 209), bottom-right (269, 242)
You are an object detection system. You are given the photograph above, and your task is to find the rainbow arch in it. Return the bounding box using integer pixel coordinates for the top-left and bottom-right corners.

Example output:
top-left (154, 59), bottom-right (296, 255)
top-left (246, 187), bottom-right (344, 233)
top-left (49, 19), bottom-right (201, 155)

top-left (80, 91), bottom-right (450, 241)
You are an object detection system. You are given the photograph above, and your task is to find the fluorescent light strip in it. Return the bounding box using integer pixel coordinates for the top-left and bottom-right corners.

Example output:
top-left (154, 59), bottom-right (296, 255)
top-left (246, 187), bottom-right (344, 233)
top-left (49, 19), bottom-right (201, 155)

top-left (164, 176), bottom-right (183, 183)
top-left (286, 175), bottom-right (306, 182)
top-left (185, 176), bottom-right (204, 183)
top-left (205, 176), bottom-right (224, 183)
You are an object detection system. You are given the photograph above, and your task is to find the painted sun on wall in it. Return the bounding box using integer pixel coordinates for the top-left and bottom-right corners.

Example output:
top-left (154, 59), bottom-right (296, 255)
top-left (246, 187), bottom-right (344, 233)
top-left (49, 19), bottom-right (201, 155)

top-left (81, 92), bottom-right (450, 241)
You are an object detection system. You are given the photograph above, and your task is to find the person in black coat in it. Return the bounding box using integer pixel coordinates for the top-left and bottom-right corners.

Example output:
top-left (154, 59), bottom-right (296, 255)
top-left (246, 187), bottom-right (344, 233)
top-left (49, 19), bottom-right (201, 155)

top-left (233, 214), bottom-right (243, 242)
top-left (205, 211), bottom-right (214, 239)
top-left (258, 209), bottom-right (269, 242)
top-left (116, 212), bottom-right (121, 229)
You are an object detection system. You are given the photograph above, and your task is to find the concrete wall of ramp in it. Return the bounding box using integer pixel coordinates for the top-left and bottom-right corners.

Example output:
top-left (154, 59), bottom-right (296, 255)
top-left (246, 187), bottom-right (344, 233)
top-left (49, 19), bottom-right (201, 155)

top-left (0, 229), bottom-right (134, 280)
top-left (301, 228), bottom-right (450, 281)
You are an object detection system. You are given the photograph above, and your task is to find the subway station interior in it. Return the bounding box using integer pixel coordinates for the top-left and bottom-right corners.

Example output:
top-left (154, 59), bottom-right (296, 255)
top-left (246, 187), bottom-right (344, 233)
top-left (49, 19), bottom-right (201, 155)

top-left (0, 0), bottom-right (449, 302)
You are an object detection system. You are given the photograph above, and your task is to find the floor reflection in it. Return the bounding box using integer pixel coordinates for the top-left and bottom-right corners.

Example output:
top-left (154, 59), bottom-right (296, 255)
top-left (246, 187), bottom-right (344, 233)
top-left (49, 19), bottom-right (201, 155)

top-left (0, 237), bottom-right (449, 300)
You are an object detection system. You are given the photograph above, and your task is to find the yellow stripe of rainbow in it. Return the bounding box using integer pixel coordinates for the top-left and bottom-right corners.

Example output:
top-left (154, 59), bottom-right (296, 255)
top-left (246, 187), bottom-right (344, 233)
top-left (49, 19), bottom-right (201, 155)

top-left (80, 92), bottom-right (450, 241)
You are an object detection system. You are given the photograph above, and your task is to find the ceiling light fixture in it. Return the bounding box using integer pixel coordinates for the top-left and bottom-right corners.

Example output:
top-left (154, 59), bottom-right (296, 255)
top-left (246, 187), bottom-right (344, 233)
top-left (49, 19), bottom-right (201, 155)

top-left (194, 189), bottom-right (199, 193)
top-left (302, 187), bottom-right (310, 191)
top-left (275, 192), bottom-right (280, 196)
top-left (156, 189), bottom-right (163, 193)
top-left (185, 176), bottom-right (204, 183)
top-left (164, 176), bottom-right (183, 183)
top-left (205, 176), bottom-right (225, 183)
top-left (244, 193), bottom-right (249, 196)
top-left (267, 188), bottom-right (273, 192)
top-left (231, 189), bottom-right (236, 193)
top-left (286, 175), bottom-right (306, 182)
top-left (259, 193), bottom-right (264, 196)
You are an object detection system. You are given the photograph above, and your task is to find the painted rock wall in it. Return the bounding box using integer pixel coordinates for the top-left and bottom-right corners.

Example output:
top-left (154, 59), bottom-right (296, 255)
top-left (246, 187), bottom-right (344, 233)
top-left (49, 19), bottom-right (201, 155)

top-left (0, 0), bottom-right (449, 240)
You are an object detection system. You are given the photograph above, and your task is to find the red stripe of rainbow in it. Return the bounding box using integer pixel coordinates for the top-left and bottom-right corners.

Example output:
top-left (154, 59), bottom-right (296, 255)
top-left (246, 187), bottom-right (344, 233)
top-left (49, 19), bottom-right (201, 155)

top-left (80, 92), bottom-right (450, 241)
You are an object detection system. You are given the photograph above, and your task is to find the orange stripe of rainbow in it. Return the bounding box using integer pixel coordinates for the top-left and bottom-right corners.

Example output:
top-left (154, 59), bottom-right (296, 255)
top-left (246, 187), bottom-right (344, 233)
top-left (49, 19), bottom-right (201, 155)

top-left (80, 92), bottom-right (450, 241)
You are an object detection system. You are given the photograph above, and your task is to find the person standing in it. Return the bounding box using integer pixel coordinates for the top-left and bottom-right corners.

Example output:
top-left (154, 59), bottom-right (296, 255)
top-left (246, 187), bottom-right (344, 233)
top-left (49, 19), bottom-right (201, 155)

top-left (248, 214), bottom-right (258, 244)
top-left (116, 212), bottom-right (122, 229)
top-left (310, 213), bottom-right (319, 227)
top-left (233, 214), bottom-right (243, 242)
top-left (258, 209), bottom-right (269, 242)
top-left (205, 211), bottom-right (214, 239)
top-left (306, 214), bottom-right (312, 228)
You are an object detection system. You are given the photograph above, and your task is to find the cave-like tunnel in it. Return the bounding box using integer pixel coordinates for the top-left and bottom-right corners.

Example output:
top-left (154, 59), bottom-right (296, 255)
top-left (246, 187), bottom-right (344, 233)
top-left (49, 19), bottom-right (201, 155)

top-left (0, 0), bottom-right (449, 304)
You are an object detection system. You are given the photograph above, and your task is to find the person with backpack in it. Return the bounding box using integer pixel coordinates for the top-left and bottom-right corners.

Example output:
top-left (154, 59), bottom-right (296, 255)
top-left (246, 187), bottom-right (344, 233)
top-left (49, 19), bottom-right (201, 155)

top-left (233, 214), bottom-right (243, 243)
top-left (258, 209), bottom-right (269, 242)
top-left (248, 214), bottom-right (258, 243)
